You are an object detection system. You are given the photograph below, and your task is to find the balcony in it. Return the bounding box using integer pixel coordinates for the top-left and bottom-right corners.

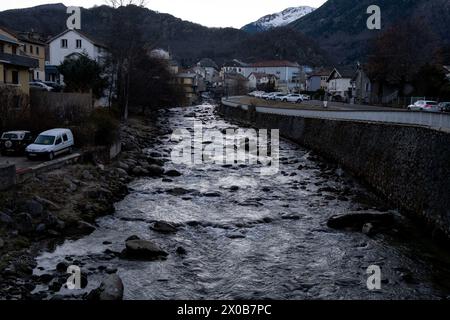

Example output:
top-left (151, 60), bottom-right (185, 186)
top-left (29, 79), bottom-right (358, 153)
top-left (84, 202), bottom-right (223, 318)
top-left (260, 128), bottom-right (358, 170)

top-left (0, 52), bottom-right (39, 68)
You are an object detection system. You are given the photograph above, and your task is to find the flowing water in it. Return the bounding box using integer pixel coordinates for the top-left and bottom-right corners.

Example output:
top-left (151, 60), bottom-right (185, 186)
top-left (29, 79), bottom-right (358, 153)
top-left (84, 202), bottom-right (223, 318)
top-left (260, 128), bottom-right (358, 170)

top-left (34, 104), bottom-right (450, 300)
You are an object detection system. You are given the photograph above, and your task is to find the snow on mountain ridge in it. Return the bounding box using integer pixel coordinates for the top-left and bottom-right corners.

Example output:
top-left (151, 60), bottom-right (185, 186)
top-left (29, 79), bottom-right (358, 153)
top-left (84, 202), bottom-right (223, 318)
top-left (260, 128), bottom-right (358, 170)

top-left (244, 6), bottom-right (315, 31)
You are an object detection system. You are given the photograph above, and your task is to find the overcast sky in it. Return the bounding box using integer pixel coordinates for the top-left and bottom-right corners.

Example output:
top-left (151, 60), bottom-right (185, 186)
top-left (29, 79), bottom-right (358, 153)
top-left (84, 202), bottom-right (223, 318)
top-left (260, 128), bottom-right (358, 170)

top-left (0, 1), bottom-right (327, 28)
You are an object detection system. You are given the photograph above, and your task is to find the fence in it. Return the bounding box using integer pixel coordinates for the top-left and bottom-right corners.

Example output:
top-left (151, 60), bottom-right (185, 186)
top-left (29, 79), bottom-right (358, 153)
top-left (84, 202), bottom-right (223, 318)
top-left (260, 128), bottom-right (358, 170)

top-left (30, 90), bottom-right (93, 122)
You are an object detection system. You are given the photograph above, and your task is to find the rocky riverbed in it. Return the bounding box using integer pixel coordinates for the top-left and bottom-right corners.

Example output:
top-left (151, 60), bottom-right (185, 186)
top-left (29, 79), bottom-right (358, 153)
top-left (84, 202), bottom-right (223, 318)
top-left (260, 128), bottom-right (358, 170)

top-left (19, 104), bottom-right (450, 300)
top-left (2, 104), bottom-right (450, 300)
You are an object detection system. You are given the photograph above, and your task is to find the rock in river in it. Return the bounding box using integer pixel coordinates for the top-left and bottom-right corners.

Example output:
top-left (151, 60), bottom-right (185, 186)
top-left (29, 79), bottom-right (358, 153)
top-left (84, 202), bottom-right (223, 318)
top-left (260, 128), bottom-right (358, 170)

top-left (164, 169), bottom-right (182, 177)
top-left (88, 274), bottom-right (124, 300)
top-left (150, 221), bottom-right (178, 234)
top-left (327, 211), bottom-right (394, 230)
top-left (122, 239), bottom-right (168, 260)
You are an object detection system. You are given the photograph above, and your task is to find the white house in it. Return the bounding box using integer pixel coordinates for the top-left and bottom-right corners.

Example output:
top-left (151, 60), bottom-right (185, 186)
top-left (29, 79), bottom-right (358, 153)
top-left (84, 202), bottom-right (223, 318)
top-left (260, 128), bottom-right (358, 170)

top-left (222, 60), bottom-right (302, 92)
top-left (247, 72), bottom-right (278, 90)
top-left (46, 29), bottom-right (108, 82)
top-left (326, 67), bottom-right (355, 102)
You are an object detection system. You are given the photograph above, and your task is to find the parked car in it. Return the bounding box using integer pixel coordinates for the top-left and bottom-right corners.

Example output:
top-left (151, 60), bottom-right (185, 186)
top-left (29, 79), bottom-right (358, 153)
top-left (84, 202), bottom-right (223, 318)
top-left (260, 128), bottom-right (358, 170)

top-left (43, 81), bottom-right (64, 92)
top-left (0, 131), bottom-right (34, 156)
top-left (281, 94), bottom-right (304, 103)
top-left (439, 102), bottom-right (450, 113)
top-left (248, 91), bottom-right (261, 97)
top-left (407, 100), bottom-right (440, 112)
top-left (269, 93), bottom-right (285, 101)
top-left (29, 81), bottom-right (53, 92)
top-left (254, 91), bottom-right (266, 98)
top-left (301, 94), bottom-right (311, 101)
top-left (25, 129), bottom-right (74, 160)
top-left (261, 92), bottom-right (273, 99)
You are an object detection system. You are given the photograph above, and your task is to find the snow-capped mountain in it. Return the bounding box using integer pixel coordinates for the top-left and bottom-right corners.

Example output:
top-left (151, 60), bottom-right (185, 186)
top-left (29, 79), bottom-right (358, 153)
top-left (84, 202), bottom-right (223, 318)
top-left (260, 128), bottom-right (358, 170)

top-left (242, 6), bottom-right (315, 33)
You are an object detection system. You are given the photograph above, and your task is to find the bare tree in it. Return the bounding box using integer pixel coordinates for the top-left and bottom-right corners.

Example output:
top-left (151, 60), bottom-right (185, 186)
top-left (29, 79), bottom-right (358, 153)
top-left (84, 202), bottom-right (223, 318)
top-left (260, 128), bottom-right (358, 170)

top-left (105, 0), bottom-right (147, 8)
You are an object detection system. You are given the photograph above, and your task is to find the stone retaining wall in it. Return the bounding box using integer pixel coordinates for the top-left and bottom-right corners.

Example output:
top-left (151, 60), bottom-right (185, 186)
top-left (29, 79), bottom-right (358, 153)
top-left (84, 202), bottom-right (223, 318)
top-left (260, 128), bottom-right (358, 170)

top-left (0, 164), bottom-right (16, 191)
top-left (218, 104), bottom-right (450, 241)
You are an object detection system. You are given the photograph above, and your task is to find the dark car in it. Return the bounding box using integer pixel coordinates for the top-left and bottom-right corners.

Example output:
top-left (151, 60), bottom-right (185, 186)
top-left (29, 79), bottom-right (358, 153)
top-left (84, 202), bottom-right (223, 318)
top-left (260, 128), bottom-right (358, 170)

top-left (0, 131), bottom-right (34, 156)
top-left (43, 81), bottom-right (64, 92)
top-left (439, 102), bottom-right (450, 113)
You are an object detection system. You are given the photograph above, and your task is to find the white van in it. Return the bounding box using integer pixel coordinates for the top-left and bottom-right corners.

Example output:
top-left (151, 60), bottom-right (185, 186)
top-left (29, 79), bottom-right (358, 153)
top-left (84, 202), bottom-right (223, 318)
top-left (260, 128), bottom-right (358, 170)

top-left (25, 129), bottom-right (74, 160)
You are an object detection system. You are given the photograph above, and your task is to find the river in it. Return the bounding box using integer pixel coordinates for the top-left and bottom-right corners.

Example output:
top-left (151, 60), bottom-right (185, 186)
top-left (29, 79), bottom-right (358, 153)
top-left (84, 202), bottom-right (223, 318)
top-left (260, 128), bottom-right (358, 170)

top-left (33, 103), bottom-right (450, 300)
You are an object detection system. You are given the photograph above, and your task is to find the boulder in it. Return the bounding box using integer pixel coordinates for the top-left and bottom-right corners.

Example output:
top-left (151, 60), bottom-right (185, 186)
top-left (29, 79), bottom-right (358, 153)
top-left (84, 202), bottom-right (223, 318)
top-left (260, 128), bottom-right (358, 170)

top-left (15, 212), bottom-right (34, 234)
top-left (77, 221), bottom-right (96, 234)
top-left (123, 239), bottom-right (168, 260)
top-left (131, 166), bottom-right (148, 177)
top-left (0, 211), bottom-right (14, 225)
top-left (362, 223), bottom-right (375, 236)
top-left (176, 246), bottom-right (187, 255)
top-left (25, 200), bottom-right (44, 217)
top-left (147, 165), bottom-right (164, 177)
top-left (150, 221), bottom-right (178, 234)
top-left (164, 169), bottom-right (182, 177)
top-left (327, 211), bottom-right (394, 230)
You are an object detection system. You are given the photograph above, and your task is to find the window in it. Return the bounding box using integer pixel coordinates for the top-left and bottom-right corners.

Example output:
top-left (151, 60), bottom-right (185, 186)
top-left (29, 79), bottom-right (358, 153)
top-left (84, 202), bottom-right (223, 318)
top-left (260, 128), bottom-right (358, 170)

top-left (55, 137), bottom-right (62, 145)
top-left (0, 44), bottom-right (4, 53)
top-left (76, 39), bottom-right (82, 48)
top-left (61, 39), bottom-right (68, 48)
top-left (12, 71), bottom-right (19, 84)
top-left (36, 46), bottom-right (40, 55)
top-left (12, 46), bottom-right (17, 55)
top-left (30, 45), bottom-right (33, 54)
top-left (23, 45), bottom-right (27, 53)
top-left (62, 134), bottom-right (68, 142)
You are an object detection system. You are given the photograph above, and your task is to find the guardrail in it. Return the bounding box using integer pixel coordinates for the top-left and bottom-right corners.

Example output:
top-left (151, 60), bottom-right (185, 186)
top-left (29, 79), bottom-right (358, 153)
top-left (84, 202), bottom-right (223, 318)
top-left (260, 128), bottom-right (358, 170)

top-left (221, 98), bottom-right (450, 131)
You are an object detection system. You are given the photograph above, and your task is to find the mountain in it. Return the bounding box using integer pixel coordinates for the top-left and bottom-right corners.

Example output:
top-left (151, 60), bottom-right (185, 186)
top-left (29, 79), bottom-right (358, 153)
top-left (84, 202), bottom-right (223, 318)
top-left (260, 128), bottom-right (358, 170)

top-left (0, 3), bottom-right (329, 67)
top-left (289, 0), bottom-right (450, 65)
top-left (242, 6), bottom-right (315, 33)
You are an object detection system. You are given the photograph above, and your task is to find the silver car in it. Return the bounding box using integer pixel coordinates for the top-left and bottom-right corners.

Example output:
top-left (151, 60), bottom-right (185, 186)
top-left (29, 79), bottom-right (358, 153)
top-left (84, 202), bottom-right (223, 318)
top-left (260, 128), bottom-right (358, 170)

top-left (407, 100), bottom-right (439, 112)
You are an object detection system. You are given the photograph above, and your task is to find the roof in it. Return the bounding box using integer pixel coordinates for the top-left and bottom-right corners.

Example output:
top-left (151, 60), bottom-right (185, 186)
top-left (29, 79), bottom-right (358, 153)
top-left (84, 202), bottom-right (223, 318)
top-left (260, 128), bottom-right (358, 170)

top-left (308, 68), bottom-right (332, 77)
top-left (198, 58), bottom-right (218, 69)
top-left (225, 72), bottom-right (248, 81)
top-left (223, 59), bottom-right (249, 68)
top-left (47, 29), bottom-right (108, 49)
top-left (17, 32), bottom-right (46, 46)
top-left (250, 60), bottom-right (300, 68)
top-left (0, 33), bottom-right (20, 46)
top-left (327, 67), bottom-right (355, 81)
top-left (0, 52), bottom-right (39, 68)
top-left (177, 72), bottom-right (197, 78)
top-left (248, 72), bottom-right (278, 80)
top-left (40, 129), bottom-right (72, 136)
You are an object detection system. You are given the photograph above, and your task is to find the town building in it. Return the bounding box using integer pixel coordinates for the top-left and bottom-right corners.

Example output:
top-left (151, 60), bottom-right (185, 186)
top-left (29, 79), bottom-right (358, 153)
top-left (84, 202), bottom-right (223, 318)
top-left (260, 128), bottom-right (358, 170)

top-left (196, 58), bottom-right (219, 83)
top-left (0, 27), bottom-right (38, 96)
top-left (247, 72), bottom-right (278, 90)
top-left (176, 72), bottom-right (201, 105)
top-left (46, 29), bottom-right (108, 82)
top-left (17, 32), bottom-right (46, 81)
top-left (326, 67), bottom-right (355, 102)
top-left (306, 68), bottom-right (331, 92)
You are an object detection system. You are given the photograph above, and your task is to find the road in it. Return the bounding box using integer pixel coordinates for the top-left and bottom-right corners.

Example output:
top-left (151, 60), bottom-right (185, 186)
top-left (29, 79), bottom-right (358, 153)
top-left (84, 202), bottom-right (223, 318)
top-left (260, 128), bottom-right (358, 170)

top-left (227, 96), bottom-right (406, 112)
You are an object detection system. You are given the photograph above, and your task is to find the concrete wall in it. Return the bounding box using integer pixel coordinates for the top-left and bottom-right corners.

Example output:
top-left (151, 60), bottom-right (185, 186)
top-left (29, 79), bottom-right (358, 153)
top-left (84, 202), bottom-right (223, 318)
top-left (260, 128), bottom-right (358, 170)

top-left (218, 103), bottom-right (450, 240)
top-left (0, 164), bottom-right (16, 191)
